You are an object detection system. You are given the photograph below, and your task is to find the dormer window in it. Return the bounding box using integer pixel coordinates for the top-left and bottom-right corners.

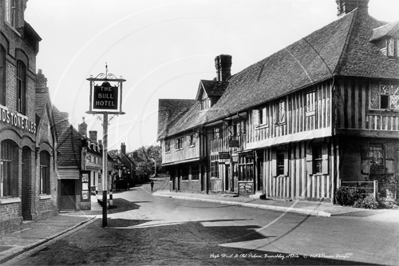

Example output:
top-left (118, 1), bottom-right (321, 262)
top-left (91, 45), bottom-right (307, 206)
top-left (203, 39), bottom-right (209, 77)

top-left (387, 38), bottom-right (398, 58)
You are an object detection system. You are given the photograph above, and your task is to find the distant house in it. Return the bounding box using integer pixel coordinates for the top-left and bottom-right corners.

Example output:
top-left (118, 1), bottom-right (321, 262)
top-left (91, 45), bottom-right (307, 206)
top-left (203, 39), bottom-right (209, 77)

top-left (158, 0), bottom-right (399, 202)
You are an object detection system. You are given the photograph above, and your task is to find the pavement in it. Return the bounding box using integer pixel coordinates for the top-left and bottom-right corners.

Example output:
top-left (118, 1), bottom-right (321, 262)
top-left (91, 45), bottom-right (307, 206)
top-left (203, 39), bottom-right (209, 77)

top-left (1, 188), bottom-right (398, 264)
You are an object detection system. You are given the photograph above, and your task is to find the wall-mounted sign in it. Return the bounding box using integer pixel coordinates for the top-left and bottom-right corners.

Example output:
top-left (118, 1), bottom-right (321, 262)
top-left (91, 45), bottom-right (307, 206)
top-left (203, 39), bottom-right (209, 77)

top-left (0, 106), bottom-right (36, 134)
top-left (219, 152), bottom-right (230, 159)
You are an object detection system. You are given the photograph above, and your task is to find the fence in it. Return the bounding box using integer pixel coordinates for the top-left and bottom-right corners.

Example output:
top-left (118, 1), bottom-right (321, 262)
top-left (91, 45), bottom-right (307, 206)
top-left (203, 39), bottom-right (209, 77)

top-left (340, 180), bottom-right (378, 199)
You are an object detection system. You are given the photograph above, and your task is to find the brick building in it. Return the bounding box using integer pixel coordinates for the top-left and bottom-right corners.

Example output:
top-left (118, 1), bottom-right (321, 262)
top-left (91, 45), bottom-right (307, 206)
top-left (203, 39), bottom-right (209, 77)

top-left (0, 0), bottom-right (60, 233)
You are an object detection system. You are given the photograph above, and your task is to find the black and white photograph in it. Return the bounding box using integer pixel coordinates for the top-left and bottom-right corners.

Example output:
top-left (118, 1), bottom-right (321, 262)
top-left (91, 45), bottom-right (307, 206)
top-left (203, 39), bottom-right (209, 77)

top-left (0, 0), bottom-right (398, 265)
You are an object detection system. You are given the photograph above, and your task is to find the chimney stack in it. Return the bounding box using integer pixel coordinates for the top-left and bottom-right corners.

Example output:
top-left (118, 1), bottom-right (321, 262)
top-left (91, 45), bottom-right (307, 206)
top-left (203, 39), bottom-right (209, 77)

top-left (121, 143), bottom-right (126, 154)
top-left (215, 55), bottom-right (232, 82)
top-left (336, 0), bottom-right (369, 16)
top-left (36, 69), bottom-right (49, 94)
top-left (89, 131), bottom-right (97, 142)
top-left (78, 117), bottom-right (87, 137)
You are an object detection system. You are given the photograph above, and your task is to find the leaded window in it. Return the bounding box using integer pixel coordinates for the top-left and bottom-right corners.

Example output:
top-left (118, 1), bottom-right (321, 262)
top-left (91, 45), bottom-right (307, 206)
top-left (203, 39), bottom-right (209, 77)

top-left (370, 84), bottom-right (399, 110)
top-left (165, 141), bottom-right (170, 152)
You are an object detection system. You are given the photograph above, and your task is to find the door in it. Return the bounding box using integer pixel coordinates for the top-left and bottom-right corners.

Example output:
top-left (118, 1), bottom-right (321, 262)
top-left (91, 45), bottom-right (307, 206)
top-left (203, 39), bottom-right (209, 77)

top-left (22, 147), bottom-right (32, 220)
top-left (59, 179), bottom-right (76, 210)
top-left (257, 151), bottom-right (264, 192)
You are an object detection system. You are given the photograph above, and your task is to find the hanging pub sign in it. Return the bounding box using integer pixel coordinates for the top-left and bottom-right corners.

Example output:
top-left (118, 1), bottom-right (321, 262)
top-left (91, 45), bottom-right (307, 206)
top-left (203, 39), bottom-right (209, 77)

top-left (229, 139), bottom-right (239, 148)
top-left (86, 70), bottom-right (126, 114)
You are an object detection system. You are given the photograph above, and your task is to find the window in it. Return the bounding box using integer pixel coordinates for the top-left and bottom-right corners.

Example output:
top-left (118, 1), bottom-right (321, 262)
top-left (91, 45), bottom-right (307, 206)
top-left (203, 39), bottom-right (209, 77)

top-left (175, 137), bottom-right (183, 150)
top-left (313, 143), bottom-right (323, 173)
top-left (1, 140), bottom-right (18, 197)
top-left (165, 141), bottom-right (170, 152)
top-left (259, 107), bottom-right (268, 126)
top-left (210, 160), bottom-right (219, 178)
top-left (277, 100), bottom-right (286, 124)
top-left (40, 151), bottom-right (50, 194)
top-left (188, 134), bottom-right (195, 147)
top-left (200, 99), bottom-right (210, 110)
top-left (387, 38), bottom-right (399, 58)
top-left (306, 142), bottom-right (328, 175)
top-left (0, 45), bottom-right (5, 105)
top-left (306, 90), bottom-right (316, 114)
top-left (213, 127), bottom-right (222, 140)
top-left (370, 84), bottom-right (399, 110)
top-left (238, 153), bottom-right (254, 181)
top-left (16, 61), bottom-right (26, 114)
top-left (369, 144), bottom-right (384, 172)
top-left (5, 0), bottom-right (17, 28)
top-left (277, 152), bottom-right (285, 176)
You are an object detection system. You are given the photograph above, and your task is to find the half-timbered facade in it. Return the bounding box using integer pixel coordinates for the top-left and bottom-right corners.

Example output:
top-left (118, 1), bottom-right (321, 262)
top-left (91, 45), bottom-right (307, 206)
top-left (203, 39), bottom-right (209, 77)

top-left (158, 0), bottom-right (399, 203)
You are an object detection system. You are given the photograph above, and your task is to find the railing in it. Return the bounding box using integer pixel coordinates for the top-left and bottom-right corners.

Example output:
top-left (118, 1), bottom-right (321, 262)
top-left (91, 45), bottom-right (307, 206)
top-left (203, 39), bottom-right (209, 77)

top-left (340, 180), bottom-right (378, 199)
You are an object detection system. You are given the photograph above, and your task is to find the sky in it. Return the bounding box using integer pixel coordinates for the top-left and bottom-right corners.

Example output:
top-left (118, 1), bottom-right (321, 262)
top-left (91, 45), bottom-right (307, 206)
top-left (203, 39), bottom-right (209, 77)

top-left (25, 0), bottom-right (399, 152)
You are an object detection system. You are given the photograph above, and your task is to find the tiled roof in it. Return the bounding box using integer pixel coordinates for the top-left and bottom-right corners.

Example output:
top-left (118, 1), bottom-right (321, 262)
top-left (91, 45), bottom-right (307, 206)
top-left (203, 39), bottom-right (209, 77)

top-left (53, 105), bottom-right (83, 167)
top-left (201, 80), bottom-right (229, 98)
top-left (159, 8), bottom-right (399, 139)
top-left (370, 21), bottom-right (399, 41)
top-left (157, 99), bottom-right (196, 139)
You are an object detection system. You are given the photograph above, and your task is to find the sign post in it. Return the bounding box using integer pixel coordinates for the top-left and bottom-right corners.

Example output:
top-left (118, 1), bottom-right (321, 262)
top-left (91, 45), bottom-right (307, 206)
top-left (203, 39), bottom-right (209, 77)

top-left (87, 66), bottom-right (125, 227)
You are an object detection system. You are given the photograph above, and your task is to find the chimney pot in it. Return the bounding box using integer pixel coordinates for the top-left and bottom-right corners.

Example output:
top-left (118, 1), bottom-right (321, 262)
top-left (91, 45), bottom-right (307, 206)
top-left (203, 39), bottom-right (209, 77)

top-left (78, 117), bottom-right (87, 137)
top-left (89, 131), bottom-right (98, 142)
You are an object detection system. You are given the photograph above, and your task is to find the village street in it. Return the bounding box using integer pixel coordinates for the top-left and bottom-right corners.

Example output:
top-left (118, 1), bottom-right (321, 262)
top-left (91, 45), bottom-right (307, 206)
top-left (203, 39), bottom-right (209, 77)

top-left (8, 177), bottom-right (399, 266)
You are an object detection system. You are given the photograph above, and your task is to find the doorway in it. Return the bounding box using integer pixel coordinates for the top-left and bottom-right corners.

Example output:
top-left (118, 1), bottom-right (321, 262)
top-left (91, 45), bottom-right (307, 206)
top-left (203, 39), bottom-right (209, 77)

top-left (21, 147), bottom-right (32, 220)
top-left (59, 179), bottom-right (76, 210)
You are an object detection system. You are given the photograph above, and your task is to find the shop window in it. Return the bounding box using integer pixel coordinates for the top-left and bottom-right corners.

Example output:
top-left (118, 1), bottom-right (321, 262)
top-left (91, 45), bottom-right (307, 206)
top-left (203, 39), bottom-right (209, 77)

top-left (191, 165), bottom-right (200, 180)
top-left (40, 151), bottom-right (50, 195)
top-left (1, 140), bottom-right (19, 197)
top-left (238, 154), bottom-right (254, 181)
top-left (16, 61), bottom-right (27, 115)
top-left (165, 141), bottom-right (170, 153)
top-left (306, 90), bottom-right (316, 115)
top-left (0, 45), bottom-right (5, 106)
top-left (370, 84), bottom-right (399, 110)
top-left (5, 0), bottom-right (17, 28)
top-left (211, 160), bottom-right (219, 178)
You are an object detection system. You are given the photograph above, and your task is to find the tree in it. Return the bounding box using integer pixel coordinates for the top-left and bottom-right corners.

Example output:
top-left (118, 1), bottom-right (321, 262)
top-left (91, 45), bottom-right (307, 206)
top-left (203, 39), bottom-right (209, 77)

top-left (129, 145), bottom-right (162, 177)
